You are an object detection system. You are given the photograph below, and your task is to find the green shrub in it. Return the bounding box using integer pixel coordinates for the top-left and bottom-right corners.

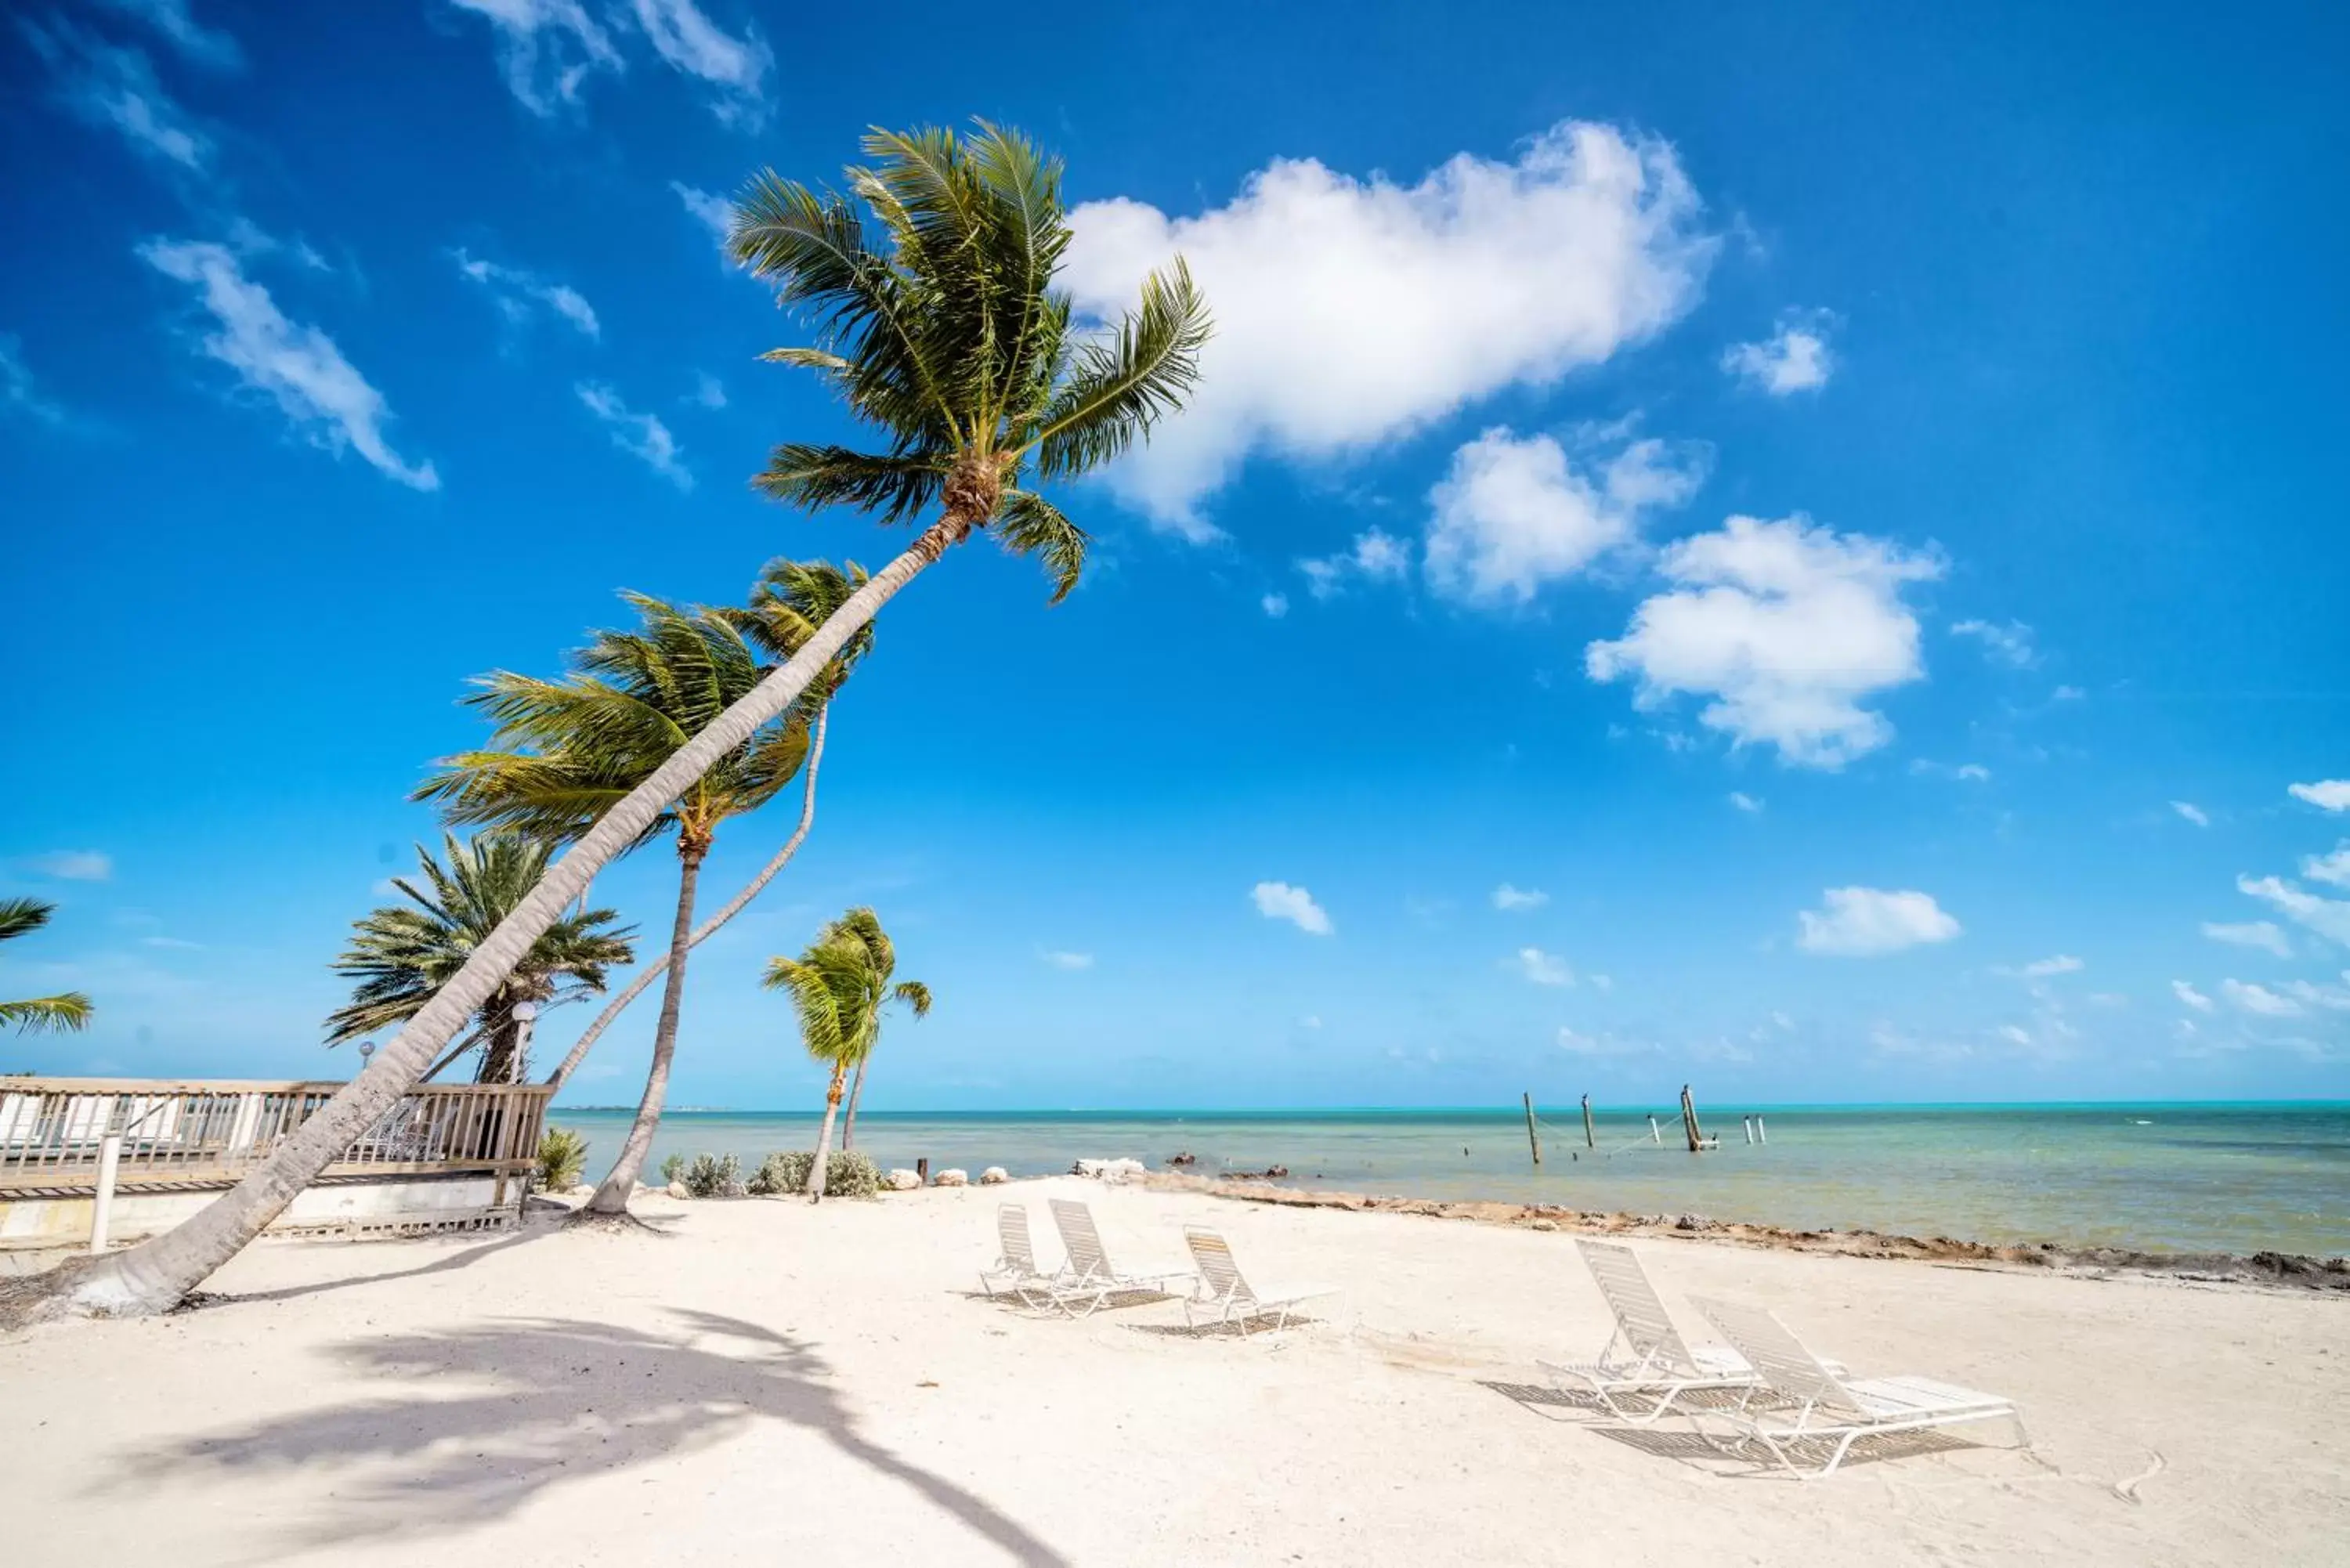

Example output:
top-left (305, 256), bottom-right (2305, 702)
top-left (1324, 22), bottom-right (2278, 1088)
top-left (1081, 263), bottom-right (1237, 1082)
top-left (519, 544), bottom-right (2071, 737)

top-left (660, 1153), bottom-right (686, 1186)
top-left (749, 1149), bottom-right (882, 1198)
top-left (537, 1127), bottom-right (590, 1190)
top-left (680, 1152), bottom-right (742, 1198)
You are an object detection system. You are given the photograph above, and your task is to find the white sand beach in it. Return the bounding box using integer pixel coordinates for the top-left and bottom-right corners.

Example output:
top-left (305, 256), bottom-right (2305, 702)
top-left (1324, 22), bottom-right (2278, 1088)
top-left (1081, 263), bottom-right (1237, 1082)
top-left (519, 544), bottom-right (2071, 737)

top-left (3, 1178), bottom-right (2344, 1566)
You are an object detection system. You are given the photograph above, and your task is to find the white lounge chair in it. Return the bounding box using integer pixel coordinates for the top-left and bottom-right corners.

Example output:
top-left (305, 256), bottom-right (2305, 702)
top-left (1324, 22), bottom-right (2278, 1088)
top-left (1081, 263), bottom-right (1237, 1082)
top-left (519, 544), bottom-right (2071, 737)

top-left (978, 1205), bottom-right (1051, 1306)
top-left (1690, 1295), bottom-right (2025, 1478)
top-left (1043, 1199), bottom-right (1191, 1317)
top-left (1181, 1227), bottom-right (1338, 1334)
top-left (1538, 1240), bottom-right (1779, 1422)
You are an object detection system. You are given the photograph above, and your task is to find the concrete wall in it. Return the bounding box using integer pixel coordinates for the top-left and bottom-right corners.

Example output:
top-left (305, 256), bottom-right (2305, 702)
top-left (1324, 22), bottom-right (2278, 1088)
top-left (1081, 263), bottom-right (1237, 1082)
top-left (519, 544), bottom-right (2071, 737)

top-left (0, 1172), bottom-right (515, 1250)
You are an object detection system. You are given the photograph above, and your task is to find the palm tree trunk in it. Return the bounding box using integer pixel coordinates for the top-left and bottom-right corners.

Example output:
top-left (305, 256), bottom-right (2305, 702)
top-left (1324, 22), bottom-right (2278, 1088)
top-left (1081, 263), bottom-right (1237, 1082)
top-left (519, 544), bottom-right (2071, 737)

top-left (545, 704), bottom-right (830, 1093)
top-left (841, 1057), bottom-right (867, 1149)
top-left (586, 840), bottom-right (707, 1214)
top-left (475, 999), bottom-right (522, 1084)
top-left (804, 1061), bottom-right (846, 1201)
top-left (42, 516), bottom-right (969, 1318)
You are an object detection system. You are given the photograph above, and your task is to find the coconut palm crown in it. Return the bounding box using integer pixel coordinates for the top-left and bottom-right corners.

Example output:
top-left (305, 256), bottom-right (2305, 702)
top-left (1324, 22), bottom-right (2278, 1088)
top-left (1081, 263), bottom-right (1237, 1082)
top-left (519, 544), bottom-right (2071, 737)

top-left (325, 834), bottom-right (635, 1082)
top-left (763, 907), bottom-right (931, 1198)
top-left (732, 120), bottom-right (1210, 597)
top-left (0, 898), bottom-right (92, 1035)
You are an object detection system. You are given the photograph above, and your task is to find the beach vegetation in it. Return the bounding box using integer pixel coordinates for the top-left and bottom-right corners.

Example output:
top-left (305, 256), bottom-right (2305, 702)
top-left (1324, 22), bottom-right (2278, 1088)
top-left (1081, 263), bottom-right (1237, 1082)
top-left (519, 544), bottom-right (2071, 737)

top-left (679, 1152), bottom-right (743, 1198)
top-left (660, 1153), bottom-right (687, 1186)
top-left (417, 597), bottom-right (810, 1218)
top-left (536, 1127), bottom-right (591, 1190)
top-left (325, 834), bottom-right (636, 1082)
top-left (38, 121), bottom-right (1205, 1319)
top-left (764, 908), bottom-right (931, 1200)
top-left (750, 1148), bottom-right (882, 1198)
top-left (0, 899), bottom-right (92, 1035)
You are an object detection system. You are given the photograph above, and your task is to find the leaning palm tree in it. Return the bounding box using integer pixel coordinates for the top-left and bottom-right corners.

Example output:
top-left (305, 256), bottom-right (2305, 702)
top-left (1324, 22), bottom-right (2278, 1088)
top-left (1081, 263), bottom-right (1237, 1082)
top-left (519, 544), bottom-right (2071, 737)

top-left (326, 834), bottom-right (635, 1082)
top-left (417, 595), bottom-right (806, 1218)
top-left (763, 908), bottom-right (929, 1200)
top-left (34, 121), bottom-right (1203, 1320)
top-left (0, 898), bottom-right (92, 1035)
top-left (540, 558), bottom-right (874, 1093)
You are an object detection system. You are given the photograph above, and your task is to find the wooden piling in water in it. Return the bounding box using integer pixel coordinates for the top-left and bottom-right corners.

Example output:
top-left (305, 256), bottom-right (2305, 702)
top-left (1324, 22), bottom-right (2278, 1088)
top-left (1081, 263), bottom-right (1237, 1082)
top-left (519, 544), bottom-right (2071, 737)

top-left (1647, 1115), bottom-right (1661, 1144)
top-left (1680, 1084), bottom-right (1705, 1152)
top-left (1743, 1115), bottom-right (1754, 1145)
top-left (1522, 1093), bottom-right (1541, 1169)
top-left (1580, 1093), bottom-right (1596, 1149)
top-left (1755, 1116), bottom-right (1767, 1144)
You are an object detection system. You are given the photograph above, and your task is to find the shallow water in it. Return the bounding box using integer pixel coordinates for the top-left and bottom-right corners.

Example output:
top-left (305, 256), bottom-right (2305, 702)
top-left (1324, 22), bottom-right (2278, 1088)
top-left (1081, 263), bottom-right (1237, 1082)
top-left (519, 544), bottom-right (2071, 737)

top-left (548, 1102), bottom-right (2350, 1258)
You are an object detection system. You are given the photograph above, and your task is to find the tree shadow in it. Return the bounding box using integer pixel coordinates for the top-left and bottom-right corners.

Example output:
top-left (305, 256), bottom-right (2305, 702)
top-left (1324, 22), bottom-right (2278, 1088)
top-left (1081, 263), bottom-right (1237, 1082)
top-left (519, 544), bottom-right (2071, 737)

top-left (104, 1309), bottom-right (1070, 1566)
top-left (208, 1225), bottom-right (555, 1306)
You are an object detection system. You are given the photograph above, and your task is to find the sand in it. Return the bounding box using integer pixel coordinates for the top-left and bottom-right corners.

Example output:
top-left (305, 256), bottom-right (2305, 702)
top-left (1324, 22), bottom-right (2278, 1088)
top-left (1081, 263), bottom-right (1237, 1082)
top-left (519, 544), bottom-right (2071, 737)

top-left (2, 1176), bottom-right (2344, 1566)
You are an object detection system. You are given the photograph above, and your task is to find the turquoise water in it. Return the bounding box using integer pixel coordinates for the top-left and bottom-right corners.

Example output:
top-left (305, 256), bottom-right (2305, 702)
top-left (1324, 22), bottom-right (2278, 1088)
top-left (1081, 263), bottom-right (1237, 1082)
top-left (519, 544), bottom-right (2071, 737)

top-left (548, 1103), bottom-right (2350, 1259)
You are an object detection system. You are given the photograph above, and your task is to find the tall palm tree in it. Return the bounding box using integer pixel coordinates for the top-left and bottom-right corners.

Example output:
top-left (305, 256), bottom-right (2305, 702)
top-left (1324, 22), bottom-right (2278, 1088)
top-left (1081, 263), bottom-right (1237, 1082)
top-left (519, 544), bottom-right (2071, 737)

top-left (327, 834), bottom-right (635, 1082)
top-left (541, 558), bottom-right (873, 1093)
top-left (0, 898), bottom-right (92, 1035)
top-left (417, 595), bottom-right (807, 1216)
top-left (763, 908), bottom-right (930, 1200)
top-left (42, 121), bottom-right (1204, 1319)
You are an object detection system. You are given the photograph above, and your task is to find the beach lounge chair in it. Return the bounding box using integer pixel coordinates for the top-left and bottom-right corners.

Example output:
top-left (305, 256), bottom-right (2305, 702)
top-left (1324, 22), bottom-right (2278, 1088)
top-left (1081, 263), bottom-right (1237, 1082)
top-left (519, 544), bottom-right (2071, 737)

top-left (1538, 1240), bottom-right (1778, 1422)
top-left (1690, 1295), bottom-right (2024, 1478)
top-left (1042, 1199), bottom-right (1192, 1317)
top-left (1180, 1227), bottom-right (1339, 1334)
top-left (978, 1205), bottom-right (1051, 1306)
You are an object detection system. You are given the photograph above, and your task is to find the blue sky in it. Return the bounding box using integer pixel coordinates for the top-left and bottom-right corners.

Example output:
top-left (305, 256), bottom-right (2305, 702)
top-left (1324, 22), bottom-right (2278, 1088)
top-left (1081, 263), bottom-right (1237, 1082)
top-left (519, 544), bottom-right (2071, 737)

top-left (5, 0), bottom-right (2348, 1109)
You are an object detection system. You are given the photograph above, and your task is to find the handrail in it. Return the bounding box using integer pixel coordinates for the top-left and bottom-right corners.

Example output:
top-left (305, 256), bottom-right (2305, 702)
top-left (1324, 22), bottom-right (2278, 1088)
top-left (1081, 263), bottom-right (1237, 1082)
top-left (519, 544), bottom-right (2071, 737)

top-left (0, 1076), bottom-right (553, 1193)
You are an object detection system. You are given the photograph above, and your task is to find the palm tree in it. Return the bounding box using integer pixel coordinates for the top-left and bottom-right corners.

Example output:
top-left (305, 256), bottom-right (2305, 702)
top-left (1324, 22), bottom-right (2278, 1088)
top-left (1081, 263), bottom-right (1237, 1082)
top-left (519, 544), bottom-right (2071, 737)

top-left (0, 898), bottom-right (92, 1035)
top-left (417, 595), bottom-right (807, 1216)
top-left (41, 121), bottom-right (1203, 1319)
top-left (327, 834), bottom-right (635, 1082)
top-left (541, 558), bottom-right (873, 1093)
top-left (763, 908), bottom-right (930, 1200)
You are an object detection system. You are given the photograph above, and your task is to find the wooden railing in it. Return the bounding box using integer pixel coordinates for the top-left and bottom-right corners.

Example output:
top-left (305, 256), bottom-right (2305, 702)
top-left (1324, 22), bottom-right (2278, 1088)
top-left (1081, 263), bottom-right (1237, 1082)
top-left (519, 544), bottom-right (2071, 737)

top-left (0, 1078), bottom-right (553, 1194)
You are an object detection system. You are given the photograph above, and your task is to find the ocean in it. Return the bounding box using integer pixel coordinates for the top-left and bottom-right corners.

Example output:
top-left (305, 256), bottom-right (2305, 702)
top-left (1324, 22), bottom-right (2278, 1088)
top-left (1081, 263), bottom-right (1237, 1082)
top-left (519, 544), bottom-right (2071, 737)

top-left (546, 1101), bottom-right (2350, 1259)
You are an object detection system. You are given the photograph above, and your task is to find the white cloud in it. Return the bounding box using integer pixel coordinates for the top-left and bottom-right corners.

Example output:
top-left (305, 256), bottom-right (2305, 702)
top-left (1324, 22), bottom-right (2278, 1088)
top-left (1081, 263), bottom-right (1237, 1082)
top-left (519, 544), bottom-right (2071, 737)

top-left (689, 371), bottom-right (726, 410)
top-left (671, 181), bottom-right (735, 252)
top-left (1585, 514), bottom-right (1941, 768)
top-left (1491, 883), bottom-right (1549, 912)
top-left (2302, 844), bottom-right (2350, 889)
top-left (625, 0), bottom-right (771, 126)
top-left (2282, 974), bottom-right (2350, 1012)
top-left (1252, 880), bottom-right (1332, 935)
top-left (141, 935), bottom-right (204, 950)
top-left (1950, 618), bottom-right (2037, 669)
top-left (1796, 887), bottom-right (1961, 956)
top-left (24, 17), bottom-right (211, 171)
top-left (1298, 526), bottom-right (1412, 599)
top-left (141, 240), bottom-right (439, 490)
top-left (1728, 791), bottom-right (1762, 814)
top-left (27, 851), bottom-right (113, 882)
top-left (93, 0), bottom-right (244, 70)
top-left (2201, 918), bottom-right (2292, 958)
top-left (1039, 950), bottom-right (1094, 970)
top-left (448, 0), bottom-right (624, 117)
top-left (1996, 1024), bottom-right (2033, 1048)
top-left (1061, 121), bottom-right (1712, 537)
top-left (576, 382), bottom-right (689, 489)
top-left (1589, 974), bottom-right (1613, 992)
top-left (1556, 1026), bottom-right (1653, 1057)
top-left (2171, 980), bottom-right (2214, 1013)
top-left (1, 336), bottom-right (67, 427)
top-left (453, 251), bottom-right (600, 339)
top-left (1956, 764), bottom-right (1990, 782)
top-left (2289, 780), bottom-right (2350, 813)
top-left (2238, 874), bottom-right (2350, 948)
top-left (2222, 978), bottom-right (2303, 1018)
top-left (2169, 800), bottom-right (2211, 828)
top-left (1423, 426), bottom-right (1705, 604)
top-left (1721, 311), bottom-right (1834, 394)
top-left (1912, 759), bottom-right (1992, 782)
top-left (1260, 592), bottom-right (1289, 619)
top-left (2016, 954), bottom-right (2084, 979)
top-left (1515, 948), bottom-right (1573, 986)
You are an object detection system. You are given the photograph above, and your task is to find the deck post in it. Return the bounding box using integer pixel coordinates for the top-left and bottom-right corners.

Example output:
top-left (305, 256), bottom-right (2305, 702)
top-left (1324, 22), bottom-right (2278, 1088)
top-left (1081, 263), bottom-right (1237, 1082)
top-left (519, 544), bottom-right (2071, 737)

top-left (1522, 1093), bottom-right (1541, 1169)
top-left (89, 1132), bottom-right (123, 1253)
top-left (1580, 1094), bottom-right (1596, 1149)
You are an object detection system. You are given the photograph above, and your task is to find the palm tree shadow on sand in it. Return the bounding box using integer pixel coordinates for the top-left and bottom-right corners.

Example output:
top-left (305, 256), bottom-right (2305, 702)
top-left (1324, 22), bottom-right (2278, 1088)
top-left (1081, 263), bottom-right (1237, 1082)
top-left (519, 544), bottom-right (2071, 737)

top-left (103, 1309), bottom-right (1069, 1566)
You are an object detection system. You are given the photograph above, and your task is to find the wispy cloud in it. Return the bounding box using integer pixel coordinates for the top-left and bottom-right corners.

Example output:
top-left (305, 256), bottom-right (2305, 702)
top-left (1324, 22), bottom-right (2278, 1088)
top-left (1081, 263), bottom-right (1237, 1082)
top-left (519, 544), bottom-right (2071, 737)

top-left (1252, 880), bottom-right (1332, 935)
top-left (1491, 883), bottom-right (1549, 912)
top-left (141, 240), bottom-right (439, 490)
top-left (576, 381), bottom-right (688, 489)
top-left (2238, 874), bottom-right (2350, 948)
top-left (2201, 918), bottom-right (2291, 958)
top-left (453, 250), bottom-right (600, 339)
top-left (2289, 779), bottom-right (2350, 813)
top-left (1728, 791), bottom-right (1763, 814)
top-left (22, 16), bottom-right (211, 172)
top-left (447, 0), bottom-right (624, 118)
top-left (26, 851), bottom-right (113, 882)
top-left (1951, 618), bottom-right (2037, 669)
top-left (1556, 1026), bottom-right (1654, 1057)
top-left (2303, 844), bottom-right (2350, 889)
top-left (671, 181), bottom-right (734, 252)
top-left (2001, 954), bottom-right (2083, 979)
top-left (1722, 309), bottom-right (1835, 394)
top-left (689, 371), bottom-right (725, 409)
top-left (93, 0), bottom-right (244, 71)
top-left (2222, 978), bottom-right (2302, 1018)
top-left (1298, 526), bottom-right (1411, 599)
top-left (2171, 980), bottom-right (2214, 1013)
top-left (1, 336), bottom-right (67, 427)
top-left (2170, 800), bottom-right (2211, 828)
top-left (1260, 592), bottom-right (1289, 619)
top-left (1039, 949), bottom-right (1093, 970)
top-left (1515, 948), bottom-right (1573, 986)
top-left (1796, 887), bottom-right (1961, 956)
top-left (625, 0), bottom-right (771, 126)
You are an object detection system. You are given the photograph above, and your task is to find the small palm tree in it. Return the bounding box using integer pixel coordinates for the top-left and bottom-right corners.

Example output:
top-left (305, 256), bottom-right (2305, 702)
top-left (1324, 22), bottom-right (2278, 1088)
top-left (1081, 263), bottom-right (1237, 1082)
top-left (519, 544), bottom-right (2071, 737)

top-left (418, 594), bottom-right (808, 1216)
top-left (540, 558), bottom-right (874, 1093)
top-left (0, 898), bottom-right (92, 1035)
top-left (326, 834), bottom-right (635, 1082)
top-left (45, 122), bottom-right (1202, 1319)
top-left (763, 908), bottom-right (930, 1200)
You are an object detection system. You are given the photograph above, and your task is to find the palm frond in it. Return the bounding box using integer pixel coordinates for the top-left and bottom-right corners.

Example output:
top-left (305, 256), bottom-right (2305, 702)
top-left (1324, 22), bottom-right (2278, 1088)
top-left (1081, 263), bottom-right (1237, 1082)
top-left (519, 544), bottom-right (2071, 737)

top-left (1032, 258), bottom-right (1210, 479)
top-left (891, 979), bottom-right (934, 1018)
top-left (750, 445), bottom-right (946, 526)
top-left (996, 490), bottom-right (1089, 604)
top-left (1, 993), bottom-right (92, 1035)
top-left (0, 898), bottom-right (55, 945)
